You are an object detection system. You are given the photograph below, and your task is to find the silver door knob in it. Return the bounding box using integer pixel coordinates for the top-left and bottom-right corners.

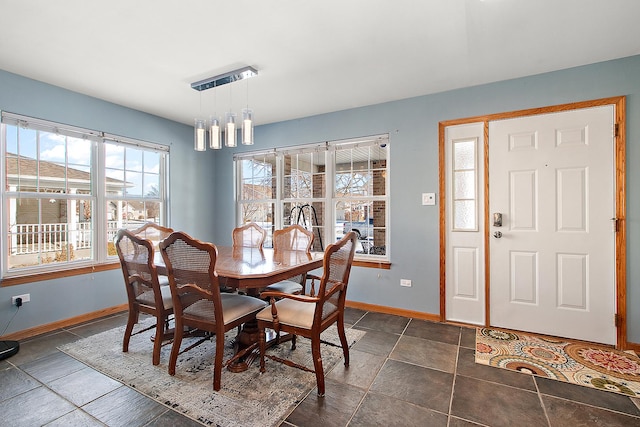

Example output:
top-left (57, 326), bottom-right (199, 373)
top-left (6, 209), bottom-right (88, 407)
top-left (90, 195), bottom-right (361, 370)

top-left (493, 231), bottom-right (502, 238)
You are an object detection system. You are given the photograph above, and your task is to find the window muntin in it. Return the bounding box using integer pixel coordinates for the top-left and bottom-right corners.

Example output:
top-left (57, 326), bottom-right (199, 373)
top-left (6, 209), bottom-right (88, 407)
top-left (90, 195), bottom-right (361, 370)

top-left (1, 113), bottom-right (169, 277)
top-left (235, 135), bottom-right (389, 261)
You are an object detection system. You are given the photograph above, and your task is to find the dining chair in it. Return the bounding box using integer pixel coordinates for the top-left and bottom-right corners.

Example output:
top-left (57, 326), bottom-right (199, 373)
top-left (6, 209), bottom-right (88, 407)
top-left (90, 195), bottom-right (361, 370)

top-left (132, 222), bottom-right (174, 250)
top-left (264, 224), bottom-right (315, 295)
top-left (115, 229), bottom-right (173, 366)
top-left (232, 222), bottom-right (267, 248)
top-left (257, 231), bottom-right (357, 397)
top-left (159, 231), bottom-right (267, 391)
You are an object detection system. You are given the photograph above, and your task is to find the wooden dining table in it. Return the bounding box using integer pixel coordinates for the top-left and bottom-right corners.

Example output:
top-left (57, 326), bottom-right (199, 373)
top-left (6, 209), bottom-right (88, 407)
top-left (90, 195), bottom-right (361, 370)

top-left (154, 245), bottom-right (324, 371)
top-left (155, 246), bottom-right (323, 292)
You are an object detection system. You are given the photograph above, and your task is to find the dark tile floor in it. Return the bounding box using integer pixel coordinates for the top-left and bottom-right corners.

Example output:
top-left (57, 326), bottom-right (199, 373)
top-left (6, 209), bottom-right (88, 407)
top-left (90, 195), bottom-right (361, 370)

top-left (2, 309), bottom-right (640, 426)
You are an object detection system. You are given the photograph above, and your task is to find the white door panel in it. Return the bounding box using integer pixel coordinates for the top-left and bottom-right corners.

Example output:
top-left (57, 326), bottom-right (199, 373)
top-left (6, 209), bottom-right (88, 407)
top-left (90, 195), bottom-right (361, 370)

top-left (489, 106), bottom-right (616, 344)
top-left (445, 123), bottom-right (485, 325)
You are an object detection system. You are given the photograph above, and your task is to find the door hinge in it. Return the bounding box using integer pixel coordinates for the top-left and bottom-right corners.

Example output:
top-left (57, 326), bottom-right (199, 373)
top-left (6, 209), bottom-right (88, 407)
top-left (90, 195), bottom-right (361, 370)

top-left (614, 123), bottom-right (620, 137)
top-left (611, 217), bottom-right (619, 233)
top-left (615, 313), bottom-right (620, 327)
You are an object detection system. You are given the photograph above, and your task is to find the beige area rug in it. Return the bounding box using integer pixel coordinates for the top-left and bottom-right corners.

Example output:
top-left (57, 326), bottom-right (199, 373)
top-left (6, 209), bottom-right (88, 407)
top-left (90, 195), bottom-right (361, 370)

top-left (475, 327), bottom-right (640, 397)
top-left (59, 320), bottom-right (365, 427)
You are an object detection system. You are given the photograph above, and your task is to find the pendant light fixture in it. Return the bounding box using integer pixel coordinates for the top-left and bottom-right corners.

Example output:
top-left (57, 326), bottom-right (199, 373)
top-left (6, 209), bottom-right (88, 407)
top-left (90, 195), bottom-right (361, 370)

top-left (194, 118), bottom-right (207, 151)
top-left (194, 92), bottom-right (207, 151)
top-left (242, 108), bottom-right (253, 145)
top-left (209, 116), bottom-right (222, 150)
top-left (225, 112), bottom-right (237, 147)
top-left (242, 77), bottom-right (254, 145)
top-left (225, 81), bottom-right (237, 147)
top-left (190, 66), bottom-right (257, 151)
top-left (209, 86), bottom-right (221, 150)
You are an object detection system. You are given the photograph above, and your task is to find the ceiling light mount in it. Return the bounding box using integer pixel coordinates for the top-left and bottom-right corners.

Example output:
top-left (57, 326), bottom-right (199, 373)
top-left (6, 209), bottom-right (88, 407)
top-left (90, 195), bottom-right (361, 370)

top-left (191, 66), bottom-right (258, 92)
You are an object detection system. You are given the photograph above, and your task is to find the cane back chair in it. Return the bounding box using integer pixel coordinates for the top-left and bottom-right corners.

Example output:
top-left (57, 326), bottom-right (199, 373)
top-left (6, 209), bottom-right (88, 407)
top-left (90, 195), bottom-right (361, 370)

top-left (232, 222), bottom-right (267, 248)
top-left (132, 222), bottom-right (174, 250)
top-left (264, 224), bottom-right (315, 295)
top-left (159, 231), bottom-right (267, 391)
top-left (115, 229), bottom-right (173, 365)
top-left (256, 231), bottom-right (357, 397)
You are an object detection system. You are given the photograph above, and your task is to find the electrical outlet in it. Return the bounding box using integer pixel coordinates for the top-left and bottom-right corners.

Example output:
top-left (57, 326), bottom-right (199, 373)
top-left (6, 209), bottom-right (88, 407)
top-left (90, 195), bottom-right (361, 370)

top-left (12, 294), bottom-right (30, 306)
top-left (400, 279), bottom-right (412, 287)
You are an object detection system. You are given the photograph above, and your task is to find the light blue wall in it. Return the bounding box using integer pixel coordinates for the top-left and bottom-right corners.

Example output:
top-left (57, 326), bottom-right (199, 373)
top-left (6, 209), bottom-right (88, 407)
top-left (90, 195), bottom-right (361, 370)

top-left (0, 70), bottom-right (217, 334)
top-left (1, 54), bottom-right (639, 343)
top-left (212, 55), bottom-right (640, 343)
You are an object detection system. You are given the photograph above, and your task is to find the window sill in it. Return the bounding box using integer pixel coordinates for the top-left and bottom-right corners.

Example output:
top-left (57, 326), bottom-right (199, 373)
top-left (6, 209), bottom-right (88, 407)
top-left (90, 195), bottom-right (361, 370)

top-left (353, 259), bottom-right (391, 269)
top-left (1, 262), bottom-right (121, 287)
top-left (1, 259), bottom-right (391, 286)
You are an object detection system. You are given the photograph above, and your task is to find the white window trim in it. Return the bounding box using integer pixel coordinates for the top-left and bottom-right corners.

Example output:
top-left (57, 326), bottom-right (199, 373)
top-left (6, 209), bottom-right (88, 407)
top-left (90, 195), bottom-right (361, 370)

top-left (1, 111), bottom-right (170, 278)
top-left (235, 134), bottom-right (390, 261)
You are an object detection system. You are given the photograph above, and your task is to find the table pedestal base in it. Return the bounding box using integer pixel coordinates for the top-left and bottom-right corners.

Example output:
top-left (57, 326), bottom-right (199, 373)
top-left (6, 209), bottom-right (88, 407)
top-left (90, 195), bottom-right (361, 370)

top-left (227, 324), bottom-right (290, 372)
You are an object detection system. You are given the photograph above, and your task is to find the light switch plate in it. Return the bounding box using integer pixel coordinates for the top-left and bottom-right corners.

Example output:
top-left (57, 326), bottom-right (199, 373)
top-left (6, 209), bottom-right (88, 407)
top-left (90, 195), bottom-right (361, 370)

top-left (422, 193), bottom-right (436, 206)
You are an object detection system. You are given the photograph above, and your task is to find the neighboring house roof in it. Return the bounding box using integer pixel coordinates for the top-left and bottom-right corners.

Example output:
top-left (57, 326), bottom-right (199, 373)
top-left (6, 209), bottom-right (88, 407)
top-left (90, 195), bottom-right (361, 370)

top-left (5, 152), bottom-right (130, 192)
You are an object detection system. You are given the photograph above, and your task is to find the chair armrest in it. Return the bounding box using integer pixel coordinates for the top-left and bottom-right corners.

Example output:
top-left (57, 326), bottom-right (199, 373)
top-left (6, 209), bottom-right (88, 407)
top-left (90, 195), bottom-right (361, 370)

top-left (260, 290), bottom-right (319, 304)
top-left (323, 279), bottom-right (345, 298)
top-left (261, 291), bottom-right (321, 327)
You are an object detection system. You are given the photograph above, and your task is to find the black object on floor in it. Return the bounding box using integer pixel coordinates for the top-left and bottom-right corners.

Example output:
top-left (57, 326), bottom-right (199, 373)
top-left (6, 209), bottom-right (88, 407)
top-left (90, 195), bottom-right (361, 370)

top-left (0, 340), bottom-right (19, 360)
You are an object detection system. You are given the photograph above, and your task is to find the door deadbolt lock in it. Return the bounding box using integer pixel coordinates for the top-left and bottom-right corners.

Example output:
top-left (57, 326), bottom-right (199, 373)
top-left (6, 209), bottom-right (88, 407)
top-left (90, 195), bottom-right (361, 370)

top-left (493, 231), bottom-right (502, 239)
top-left (493, 213), bottom-right (503, 227)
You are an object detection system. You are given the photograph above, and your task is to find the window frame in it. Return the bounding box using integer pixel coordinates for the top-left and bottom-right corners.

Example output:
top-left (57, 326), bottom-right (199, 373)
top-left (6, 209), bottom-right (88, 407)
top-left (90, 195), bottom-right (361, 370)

top-left (1, 111), bottom-right (170, 282)
top-left (235, 135), bottom-right (390, 264)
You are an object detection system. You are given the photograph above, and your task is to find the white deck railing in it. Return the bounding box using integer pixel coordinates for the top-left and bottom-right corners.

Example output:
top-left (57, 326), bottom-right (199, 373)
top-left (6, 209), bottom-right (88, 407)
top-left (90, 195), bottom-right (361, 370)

top-left (10, 221), bottom-right (120, 254)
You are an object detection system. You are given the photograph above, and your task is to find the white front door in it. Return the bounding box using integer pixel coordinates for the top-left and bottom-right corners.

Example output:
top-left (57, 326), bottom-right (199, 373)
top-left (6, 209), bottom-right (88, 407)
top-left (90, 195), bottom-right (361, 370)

top-left (489, 106), bottom-right (616, 344)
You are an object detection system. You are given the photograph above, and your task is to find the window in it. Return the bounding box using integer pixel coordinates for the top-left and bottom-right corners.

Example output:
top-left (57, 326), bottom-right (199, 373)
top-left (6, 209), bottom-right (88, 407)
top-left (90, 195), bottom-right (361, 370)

top-left (451, 138), bottom-right (477, 231)
top-left (282, 148), bottom-right (326, 252)
top-left (333, 141), bottom-right (387, 257)
top-left (235, 135), bottom-right (389, 261)
top-left (236, 151), bottom-right (277, 247)
top-left (1, 112), bottom-right (169, 278)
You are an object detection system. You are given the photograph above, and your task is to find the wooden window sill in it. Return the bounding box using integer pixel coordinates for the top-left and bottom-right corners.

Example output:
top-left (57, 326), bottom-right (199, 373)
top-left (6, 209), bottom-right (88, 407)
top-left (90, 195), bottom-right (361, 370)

top-left (1, 263), bottom-right (121, 287)
top-left (353, 260), bottom-right (391, 269)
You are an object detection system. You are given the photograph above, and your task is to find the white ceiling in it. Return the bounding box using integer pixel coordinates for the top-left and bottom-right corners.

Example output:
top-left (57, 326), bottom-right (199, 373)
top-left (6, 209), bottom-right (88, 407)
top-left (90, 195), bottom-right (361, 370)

top-left (1, 0), bottom-right (639, 127)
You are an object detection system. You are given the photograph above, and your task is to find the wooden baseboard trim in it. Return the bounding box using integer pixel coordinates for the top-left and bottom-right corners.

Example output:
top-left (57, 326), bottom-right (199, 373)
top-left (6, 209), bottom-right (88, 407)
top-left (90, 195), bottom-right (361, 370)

top-left (625, 341), bottom-right (640, 354)
top-left (1, 304), bottom-right (128, 341)
top-left (8, 300), bottom-right (636, 352)
top-left (345, 300), bottom-right (439, 322)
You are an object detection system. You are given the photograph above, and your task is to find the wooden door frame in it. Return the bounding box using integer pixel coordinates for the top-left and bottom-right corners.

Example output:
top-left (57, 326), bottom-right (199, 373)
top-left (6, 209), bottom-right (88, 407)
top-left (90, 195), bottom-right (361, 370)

top-left (438, 96), bottom-right (627, 349)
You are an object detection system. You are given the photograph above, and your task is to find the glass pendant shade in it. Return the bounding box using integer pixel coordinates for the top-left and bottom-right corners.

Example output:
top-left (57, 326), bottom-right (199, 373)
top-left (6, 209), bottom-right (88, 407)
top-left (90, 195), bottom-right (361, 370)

top-left (242, 108), bottom-right (254, 145)
top-left (194, 118), bottom-right (207, 151)
top-left (225, 112), bottom-right (237, 147)
top-left (209, 117), bottom-right (222, 149)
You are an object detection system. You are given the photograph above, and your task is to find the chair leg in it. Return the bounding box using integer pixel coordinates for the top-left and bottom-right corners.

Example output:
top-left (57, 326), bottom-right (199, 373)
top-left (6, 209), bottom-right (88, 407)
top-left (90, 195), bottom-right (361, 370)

top-left (122, 307), bottom-right (137, 353)
top-left (152, 314), bottom-right (164, 365)
top-left (311, 335), bottom-right (325, 397)
top-left (291, 334), bottom-right (297, 350)
top-left (337, 317), bottom-right (350, 367)
top-left (168, 317), bottom-right (183, 376)
top-left (213, 331), bottom-right (225, 391)
top-left (259, 325), bottom-right (267, 373)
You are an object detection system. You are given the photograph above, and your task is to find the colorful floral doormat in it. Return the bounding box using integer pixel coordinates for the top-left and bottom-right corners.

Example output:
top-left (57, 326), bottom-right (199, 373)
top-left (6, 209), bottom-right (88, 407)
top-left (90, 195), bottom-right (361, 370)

top-left (475, 328), bottom-right (640, 397)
